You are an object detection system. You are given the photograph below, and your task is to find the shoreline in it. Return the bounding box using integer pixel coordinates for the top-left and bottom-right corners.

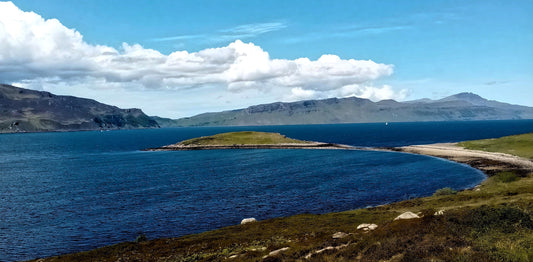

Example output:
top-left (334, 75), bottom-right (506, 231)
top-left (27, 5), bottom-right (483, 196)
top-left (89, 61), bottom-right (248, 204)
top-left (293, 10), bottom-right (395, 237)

top-left (393, 143), bottom-right (533, 176)
top-left (144, 142), bottom-right (356, 151)
top-left (29, 139), bottom-right (533, 261)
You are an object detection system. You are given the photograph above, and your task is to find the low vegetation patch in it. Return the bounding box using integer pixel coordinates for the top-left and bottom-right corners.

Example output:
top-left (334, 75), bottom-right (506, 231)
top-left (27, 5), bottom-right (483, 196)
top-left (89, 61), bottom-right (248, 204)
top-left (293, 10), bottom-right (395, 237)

top-left (496, 171), bottom-right (521, 183)
top-left (433, 187), bottom-right (457, 196)
top-left (458, 132), bottom-right (533, 159)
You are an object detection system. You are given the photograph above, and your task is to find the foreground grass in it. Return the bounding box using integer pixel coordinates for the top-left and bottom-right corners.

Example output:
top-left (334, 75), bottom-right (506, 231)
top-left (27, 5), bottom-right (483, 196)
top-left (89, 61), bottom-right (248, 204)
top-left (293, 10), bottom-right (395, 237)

top-left (33, 134), bottom-right (533, 262)
top-left (458, 132), bottom-right (533, 159)
top-left (179, 131), bottom-right (311, 146)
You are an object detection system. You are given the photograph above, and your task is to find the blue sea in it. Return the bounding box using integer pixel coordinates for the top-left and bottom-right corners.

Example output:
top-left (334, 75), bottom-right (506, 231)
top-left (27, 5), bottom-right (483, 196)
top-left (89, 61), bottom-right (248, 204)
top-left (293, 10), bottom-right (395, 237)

top-left (1, 120), bottom-right (533, 261)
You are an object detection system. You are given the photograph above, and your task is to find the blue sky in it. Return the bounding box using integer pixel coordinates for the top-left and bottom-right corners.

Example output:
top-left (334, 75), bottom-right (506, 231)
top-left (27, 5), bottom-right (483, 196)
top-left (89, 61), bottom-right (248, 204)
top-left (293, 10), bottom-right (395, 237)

top-left (2, 0), bottom-right (533, 117)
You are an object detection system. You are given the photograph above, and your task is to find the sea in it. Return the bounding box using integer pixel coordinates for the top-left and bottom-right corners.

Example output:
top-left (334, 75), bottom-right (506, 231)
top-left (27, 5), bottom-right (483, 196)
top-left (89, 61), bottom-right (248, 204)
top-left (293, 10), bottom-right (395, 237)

top-left (1, 120), bottom-right (533, 261)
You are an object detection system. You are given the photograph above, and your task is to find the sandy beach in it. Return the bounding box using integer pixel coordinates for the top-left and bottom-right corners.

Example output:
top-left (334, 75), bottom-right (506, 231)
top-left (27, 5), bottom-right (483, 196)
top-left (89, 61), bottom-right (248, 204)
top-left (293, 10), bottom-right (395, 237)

top-left (396, 142), bottom-right (533, 175)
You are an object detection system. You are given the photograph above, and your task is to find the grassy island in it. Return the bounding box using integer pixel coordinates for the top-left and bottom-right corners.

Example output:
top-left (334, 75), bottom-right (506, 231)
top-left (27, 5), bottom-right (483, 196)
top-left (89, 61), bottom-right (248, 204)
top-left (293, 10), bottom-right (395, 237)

top-left (145, 131), bottom-right (353, 150)
top-left (179, 131), bottom-right (310, 145)
top-left (34, 133), bottom-right (533, 262)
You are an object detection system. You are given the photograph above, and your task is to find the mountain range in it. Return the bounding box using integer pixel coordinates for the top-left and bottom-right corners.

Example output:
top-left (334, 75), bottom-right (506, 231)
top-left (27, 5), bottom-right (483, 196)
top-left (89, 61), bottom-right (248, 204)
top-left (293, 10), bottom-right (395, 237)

top-left (163, 92), bottom-right (533, 126)
top-left (2, 83), bottom-right (532, 132)
top-left (0, 84), bottom-right (158, 133)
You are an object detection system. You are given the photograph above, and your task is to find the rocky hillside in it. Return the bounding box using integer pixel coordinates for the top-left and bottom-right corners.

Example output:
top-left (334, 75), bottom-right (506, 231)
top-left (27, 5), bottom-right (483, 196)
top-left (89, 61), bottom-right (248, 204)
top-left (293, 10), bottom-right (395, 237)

top-left (0, 84), bottom-right (159, 132)
top-left (171, 92), bottom-right (533, 126)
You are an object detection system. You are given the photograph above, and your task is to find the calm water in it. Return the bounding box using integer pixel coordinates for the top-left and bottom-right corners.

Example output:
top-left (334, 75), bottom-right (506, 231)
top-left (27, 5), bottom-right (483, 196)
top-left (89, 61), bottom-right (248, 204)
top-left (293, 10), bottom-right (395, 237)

top-left (1, 120), bottom-right (533, 261)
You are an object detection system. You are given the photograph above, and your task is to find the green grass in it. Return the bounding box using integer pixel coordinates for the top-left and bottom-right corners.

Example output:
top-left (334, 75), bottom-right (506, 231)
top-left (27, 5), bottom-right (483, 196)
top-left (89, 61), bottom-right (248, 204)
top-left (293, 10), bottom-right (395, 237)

top-left (179, 131), bottom-right (311, 146)
top-left (433, 187), bottom-right (457, 196)
top-left (496, 171), bottom-right (521, 183)
top-left (32, 133), bottom-right (533, 262)
top-left (458, 132), bottom-right (533, 159)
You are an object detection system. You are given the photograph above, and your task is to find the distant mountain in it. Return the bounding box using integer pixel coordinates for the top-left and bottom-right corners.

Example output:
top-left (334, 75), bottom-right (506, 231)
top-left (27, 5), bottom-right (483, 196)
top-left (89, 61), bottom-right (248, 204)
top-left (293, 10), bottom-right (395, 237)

top-left (0, 84), bottom-right (159, 133)
top-left (167, 92), bottom-right (533, 127)
top-left (150, 116), bottom-right (180, 128)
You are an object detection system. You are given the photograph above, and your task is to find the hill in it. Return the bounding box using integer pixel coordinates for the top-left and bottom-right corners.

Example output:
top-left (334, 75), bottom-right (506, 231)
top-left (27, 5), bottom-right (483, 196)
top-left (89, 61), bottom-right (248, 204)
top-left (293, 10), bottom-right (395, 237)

top-left (175, 131), bottom-right (310, 146)
top-left (145, 131), bottom-right (352, 150)
top-left (167, 92), bottom-right (533, 126)
top-left (0, 84), bottom-right (159, 132)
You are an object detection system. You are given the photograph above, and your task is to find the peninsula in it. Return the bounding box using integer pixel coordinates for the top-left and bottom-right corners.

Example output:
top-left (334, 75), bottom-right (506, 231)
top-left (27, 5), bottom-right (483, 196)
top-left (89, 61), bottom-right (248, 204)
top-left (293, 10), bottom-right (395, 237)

top-left (144, 131), bottom-right (354, 151)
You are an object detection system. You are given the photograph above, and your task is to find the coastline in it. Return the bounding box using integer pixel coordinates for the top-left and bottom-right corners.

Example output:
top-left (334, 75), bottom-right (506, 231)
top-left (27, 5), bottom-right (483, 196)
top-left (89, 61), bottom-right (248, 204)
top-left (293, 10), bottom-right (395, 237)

top-left (28, 138), bottom-right (533, 261)
top-left (144, 142), bottom-right (355, 151)
top-left (393, 142), bottom-right (533, 176)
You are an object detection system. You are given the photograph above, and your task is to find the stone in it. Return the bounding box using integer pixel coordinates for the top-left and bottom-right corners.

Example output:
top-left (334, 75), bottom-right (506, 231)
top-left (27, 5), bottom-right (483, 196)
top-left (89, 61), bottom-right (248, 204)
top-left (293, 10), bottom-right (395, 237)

top-left (240, 217), bottom-right (257, 224)
top-left (357, 223), bottom-right (378, 231)
top-left (263, 247), bottom-right (290, 258)
top-left (394, 211), bottom-right (420, 220)
top-left (434, 210), bottom-right (445, 216)
top-left (332, 232), bottom-right (349, 238)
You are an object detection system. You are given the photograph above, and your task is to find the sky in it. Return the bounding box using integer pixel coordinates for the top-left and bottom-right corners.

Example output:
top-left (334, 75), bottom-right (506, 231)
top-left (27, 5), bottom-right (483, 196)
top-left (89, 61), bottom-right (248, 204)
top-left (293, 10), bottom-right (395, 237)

top-left (1, 0), bottom-right (532, 118)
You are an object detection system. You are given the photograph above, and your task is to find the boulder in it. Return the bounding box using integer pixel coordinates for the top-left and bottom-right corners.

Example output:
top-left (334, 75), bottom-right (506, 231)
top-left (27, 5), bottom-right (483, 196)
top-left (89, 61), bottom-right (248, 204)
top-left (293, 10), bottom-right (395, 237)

top-left (394, 211), bottom-right (420, 220)
top-left (263, 247), bottom-right (290, 258)
top-left (332, 232), bottom-right (349, 239)
top-left (434, 210), bottom-right (445, 216)
top-left (357, 223), bottom-right (378, 231)
top-left (240, 217), bottom-right (257, 224)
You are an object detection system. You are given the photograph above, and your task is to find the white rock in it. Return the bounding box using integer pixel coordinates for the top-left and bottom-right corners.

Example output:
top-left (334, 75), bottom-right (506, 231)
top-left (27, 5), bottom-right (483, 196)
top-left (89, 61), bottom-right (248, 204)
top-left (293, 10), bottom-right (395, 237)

top-left (304, 243), bottom-right (349, 259)
top-left (269, 247), bottom-right (290, 256)
top-left (263, 247), bottom-right (290, 258)
top-left (357, 223), bottom-right (378, 231)
top-left (332, 232), bottom-right (349, 238)
top-left (434, 210), bottom-right (445, 216)
top-left (394, 211), bottom-right (420, 220)
top-left (240, 217), bottom-right (257, 224)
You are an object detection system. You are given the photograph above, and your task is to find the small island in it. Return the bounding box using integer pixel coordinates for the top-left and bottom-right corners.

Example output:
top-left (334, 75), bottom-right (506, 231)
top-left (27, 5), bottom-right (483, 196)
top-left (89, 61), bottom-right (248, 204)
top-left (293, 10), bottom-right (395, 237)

top-left (145, 131), bottom-right (354, 151)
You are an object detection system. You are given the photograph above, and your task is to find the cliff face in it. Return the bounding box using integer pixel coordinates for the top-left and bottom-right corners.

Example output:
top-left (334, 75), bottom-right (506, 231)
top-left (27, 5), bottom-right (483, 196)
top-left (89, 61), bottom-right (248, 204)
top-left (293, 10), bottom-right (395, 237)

top-left (171, 93), bottom-right (533, 126)
top-left (0, 84), bottom-right (159, 132)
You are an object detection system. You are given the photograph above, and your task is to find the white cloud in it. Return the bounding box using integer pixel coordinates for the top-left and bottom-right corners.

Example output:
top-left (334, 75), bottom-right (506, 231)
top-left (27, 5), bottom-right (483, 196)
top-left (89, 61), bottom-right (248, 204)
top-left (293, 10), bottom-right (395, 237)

top-left (221, 22), bottom-right (287, 35)
top-left (0, 1), bottom-right (405, 117)
top-left (337, 84), bottom-right (408, 101)
top-left (152, 22), bottom-right (287, 43)
top-left (283, 84), bottom-right (408, 102)
top-left (286, 87), bottom-right (319, 101)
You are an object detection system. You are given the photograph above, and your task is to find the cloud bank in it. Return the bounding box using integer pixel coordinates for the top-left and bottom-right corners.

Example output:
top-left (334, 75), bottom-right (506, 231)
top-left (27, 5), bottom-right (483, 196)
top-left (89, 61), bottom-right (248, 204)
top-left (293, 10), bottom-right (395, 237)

top-left (0, 1), bottom-right (406, 116)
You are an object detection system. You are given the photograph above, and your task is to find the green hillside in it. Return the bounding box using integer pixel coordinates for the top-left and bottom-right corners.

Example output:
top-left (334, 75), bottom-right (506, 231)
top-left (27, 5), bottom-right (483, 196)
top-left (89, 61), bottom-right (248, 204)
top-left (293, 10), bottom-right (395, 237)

top-left (0, 84), bottom-right (159, 132)
top-left (459, 133), bottom-right (533, 159)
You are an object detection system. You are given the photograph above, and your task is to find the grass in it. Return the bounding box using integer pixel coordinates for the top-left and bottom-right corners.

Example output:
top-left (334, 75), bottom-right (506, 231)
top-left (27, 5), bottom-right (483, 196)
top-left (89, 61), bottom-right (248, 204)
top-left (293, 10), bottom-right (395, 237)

top-left (178, 131), bottom-right (311, 146)
top-left (433, 187), bottom-right (457, 196)
top-left (496, 171), bottom-right (521, 183)
top-left (458, 132), bottom-right (533, 159)
top-left (31, 133), bottom-right (533, 262)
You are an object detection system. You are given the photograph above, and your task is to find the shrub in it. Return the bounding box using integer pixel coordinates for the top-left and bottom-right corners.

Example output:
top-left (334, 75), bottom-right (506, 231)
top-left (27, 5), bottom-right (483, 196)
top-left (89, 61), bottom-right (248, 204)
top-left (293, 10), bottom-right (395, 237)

top-left (459, 205), bottom-right (533, 234)
top-left (496, 172), bottom-right (519, 183)
top-left (433, 187), bottom-right (457, 196)
top-left (135, 234), bottom-right (147, 243)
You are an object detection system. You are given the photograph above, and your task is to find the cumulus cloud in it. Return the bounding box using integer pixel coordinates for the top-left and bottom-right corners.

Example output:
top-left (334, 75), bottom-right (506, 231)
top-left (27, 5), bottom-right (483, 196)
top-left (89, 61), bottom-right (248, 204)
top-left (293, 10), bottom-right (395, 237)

top-left (284, 84), bottom-right (408, 102)
top-left (0, 1), bottom-right (406, 116)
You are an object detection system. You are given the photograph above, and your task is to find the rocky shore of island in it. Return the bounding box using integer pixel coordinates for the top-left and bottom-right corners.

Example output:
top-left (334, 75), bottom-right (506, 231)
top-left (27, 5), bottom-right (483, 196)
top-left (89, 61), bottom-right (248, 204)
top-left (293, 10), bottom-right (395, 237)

top-left (144, 142), bottom-right (355, 151)
top-left (143, 131), bottom-right (357, 151)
